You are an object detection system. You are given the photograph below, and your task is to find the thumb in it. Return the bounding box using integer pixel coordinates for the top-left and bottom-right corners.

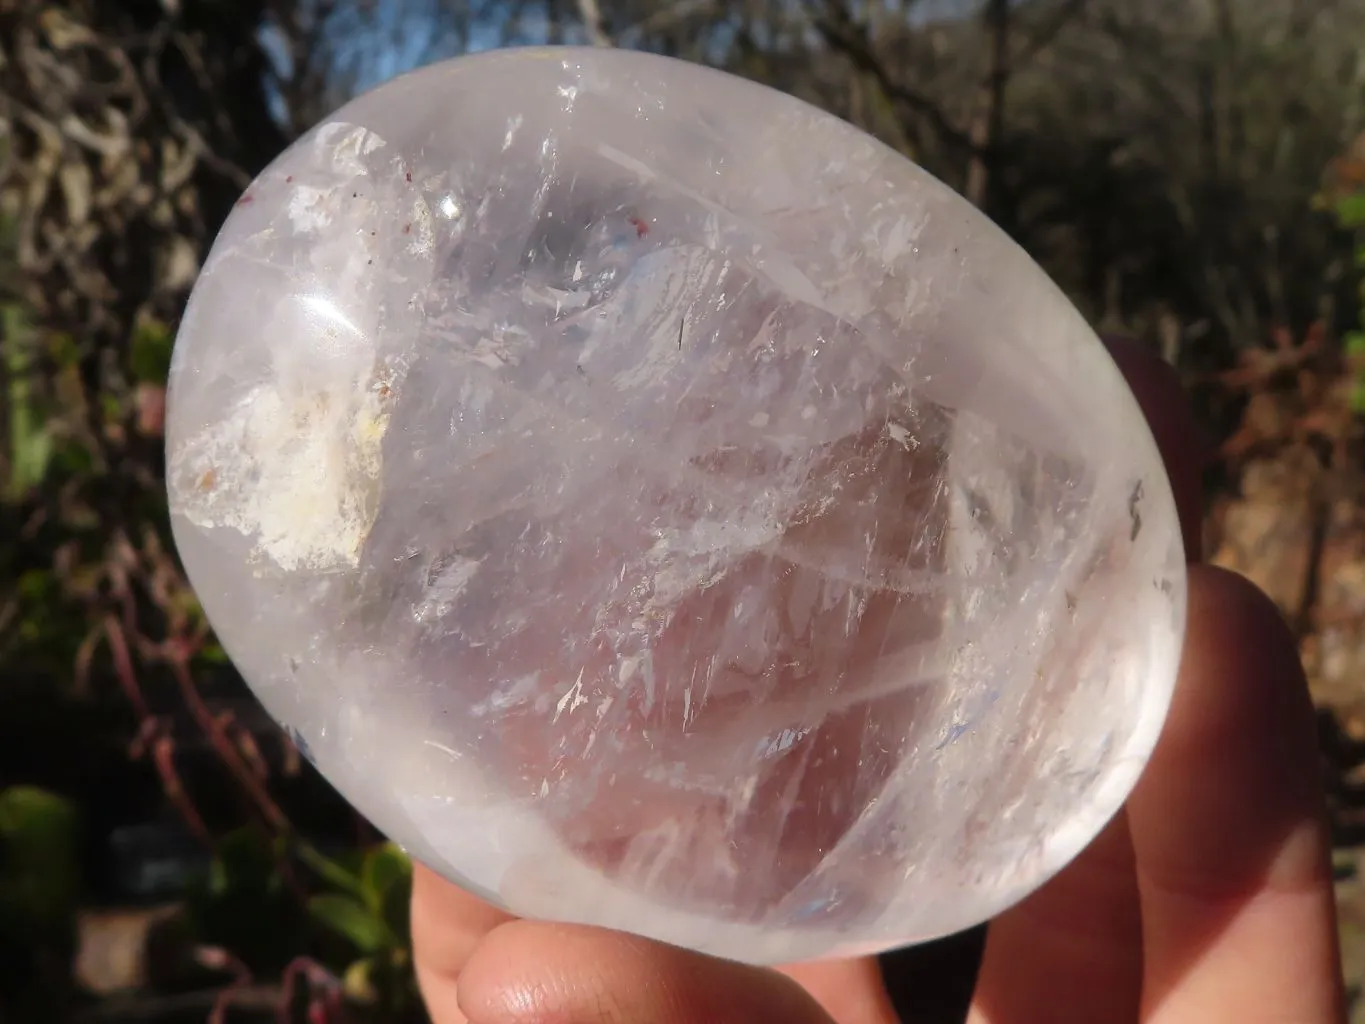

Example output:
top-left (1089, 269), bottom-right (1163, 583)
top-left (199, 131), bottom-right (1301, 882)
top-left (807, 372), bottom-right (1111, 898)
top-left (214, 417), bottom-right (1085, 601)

top-left (457, 920), bottom-right (842, 1024)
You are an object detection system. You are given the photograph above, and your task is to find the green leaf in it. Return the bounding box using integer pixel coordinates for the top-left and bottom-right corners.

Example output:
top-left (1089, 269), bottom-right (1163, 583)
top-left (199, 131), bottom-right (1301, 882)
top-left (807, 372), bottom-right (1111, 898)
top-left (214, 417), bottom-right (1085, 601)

top-left (361, 842), bottom-right (411, 910)
top-left (129, 318), bottom-right (174, 384)
top-left (16, 570), bottom-right (55, 603)
top-left (308, 893), bottom-right (394, 954)
top-left (0, 786), bottom-right (79, 857)
top-left (0, 787), bottom-right (81, 924)
top-left (1339, 193), bottom-right (1365, 229)
top-left (196, 642), bottom-right (229, 665)
top-left (184, 825), bottom-right (307, 969)
top-left (295, 839), bottom-right (366, 900)
top-left (362, 842), bottom-right (412, 939)
top-left (51, 442), bottom-right (95, 476)
top-left (99, 393), bottom-right (124, 423)
top-left (1345, 330), bottom-right (1365, 358)
top-left (3, 307), bottom-right (53, 497)
top-left (10, 429), bottom-right (53, 496)
top-left (207, 826), bottom-right (284, 898)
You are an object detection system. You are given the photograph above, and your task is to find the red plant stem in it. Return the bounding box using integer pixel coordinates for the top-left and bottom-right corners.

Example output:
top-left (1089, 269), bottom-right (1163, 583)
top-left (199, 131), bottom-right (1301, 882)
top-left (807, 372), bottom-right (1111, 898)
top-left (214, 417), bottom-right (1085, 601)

top-left (229, 715), bottom-right (271, 781)
top-left (104, 614), bottom-right (152, 720)
top-left (108, 615), bottom-right (217, 843)
top-left (201, 946), bottom-right (253, 1024)
top-left (152, 733), bottom-right (212, 844)
top-left (280, 958), bottom-right (343, 1024)
top-left (166, 647), bottom-right (289, 832)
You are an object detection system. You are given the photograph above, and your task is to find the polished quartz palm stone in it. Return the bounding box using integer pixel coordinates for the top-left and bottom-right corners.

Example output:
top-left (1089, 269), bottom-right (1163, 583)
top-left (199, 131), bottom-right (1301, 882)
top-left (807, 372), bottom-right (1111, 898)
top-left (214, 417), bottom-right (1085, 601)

top-left (165, 46), bottom-right (1187, 964)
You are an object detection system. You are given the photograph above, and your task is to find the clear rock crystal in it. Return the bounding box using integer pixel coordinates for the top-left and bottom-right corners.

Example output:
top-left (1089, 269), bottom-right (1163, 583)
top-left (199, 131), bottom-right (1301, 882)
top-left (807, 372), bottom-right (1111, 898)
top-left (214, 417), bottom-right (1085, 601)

top-left (165, 46), bottom-right (1187, 964)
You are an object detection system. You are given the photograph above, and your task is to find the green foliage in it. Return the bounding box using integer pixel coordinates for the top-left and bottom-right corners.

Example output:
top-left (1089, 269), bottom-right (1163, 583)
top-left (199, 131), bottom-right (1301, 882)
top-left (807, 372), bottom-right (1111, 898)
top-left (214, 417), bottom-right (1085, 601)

top-left (1, 2), bottom-right (422, 1021)
top-left (1341, 194), bottom-right (1365, 231)
top-left (1336, 183), bottom-right (1365, 413)
top-left (1349, 332), bottom-right (1365, 414)
top-left (306, 841), bottom-right (418, 1016)
top-left (310, 892), bottom-right (397, 953)
top-left (129, 316), bottom-right (175, 385)
top-left (0, 297), bottom-right (99, 502)
top-left (187, 827), bottom-right (307, 973)
top-left (0, 298), bottom-right (193, 691)
top-left (0, 785), bottom-right (81, 928)
top-left (2, 305), bottom-right (54, 498)
top-left (0, 786), bottom-right (81, 1016)
top-left (181, 831), bottom-right (421, 1018)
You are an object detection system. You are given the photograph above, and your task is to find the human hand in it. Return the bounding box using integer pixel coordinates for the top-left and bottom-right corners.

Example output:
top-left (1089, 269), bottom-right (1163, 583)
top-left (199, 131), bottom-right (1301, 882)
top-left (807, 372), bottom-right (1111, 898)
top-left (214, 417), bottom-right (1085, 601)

top-left (409, 338), bottom-right (1348, 1023)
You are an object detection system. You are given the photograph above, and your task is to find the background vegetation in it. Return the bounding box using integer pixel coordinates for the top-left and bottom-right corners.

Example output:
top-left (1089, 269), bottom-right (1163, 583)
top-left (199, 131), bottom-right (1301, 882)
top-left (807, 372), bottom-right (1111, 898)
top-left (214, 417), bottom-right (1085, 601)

top-left (2, 0), bottom-right (1365, 1020)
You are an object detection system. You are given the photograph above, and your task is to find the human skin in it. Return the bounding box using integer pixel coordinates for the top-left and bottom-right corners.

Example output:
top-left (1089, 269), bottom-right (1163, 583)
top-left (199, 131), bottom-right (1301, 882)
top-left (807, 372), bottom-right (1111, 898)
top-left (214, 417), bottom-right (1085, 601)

top-left (408, 337), bottom-right (1349, 1024)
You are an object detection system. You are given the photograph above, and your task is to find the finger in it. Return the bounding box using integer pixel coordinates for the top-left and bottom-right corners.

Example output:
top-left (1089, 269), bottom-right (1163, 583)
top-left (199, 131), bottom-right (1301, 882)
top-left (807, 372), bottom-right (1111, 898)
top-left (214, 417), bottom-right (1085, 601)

top-left (968, 812), bottom-right (1143, 1024)
top-left (456, 920), bottom-right (855, 1024)
top-left (778, 958), bottom-right (903, 1024)
top-left (1130, 566), bottom-right (1346, 1022)
top-left (412, 864), bottom-right (516, 1024)
top-left (969, 336), bottom-right (1203, 1024)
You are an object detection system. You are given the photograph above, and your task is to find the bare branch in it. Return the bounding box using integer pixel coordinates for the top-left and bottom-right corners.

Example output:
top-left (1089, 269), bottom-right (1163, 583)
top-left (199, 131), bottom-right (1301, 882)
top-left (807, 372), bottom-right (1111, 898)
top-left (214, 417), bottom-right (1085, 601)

top-left (617, 0), bottom-right (716, 44)
top-left (965, 0), bottom-right (1010, 209)
top-left (807, 0), bottom-right (976, 156)
top-left (577, 0), bottom-right (613, 46)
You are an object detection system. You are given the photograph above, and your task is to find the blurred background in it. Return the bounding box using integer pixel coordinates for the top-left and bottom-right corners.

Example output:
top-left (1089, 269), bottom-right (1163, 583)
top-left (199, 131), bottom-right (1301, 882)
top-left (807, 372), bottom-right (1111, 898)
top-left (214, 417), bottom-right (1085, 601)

top-left (1, 0), bottom-right (1364, 1020)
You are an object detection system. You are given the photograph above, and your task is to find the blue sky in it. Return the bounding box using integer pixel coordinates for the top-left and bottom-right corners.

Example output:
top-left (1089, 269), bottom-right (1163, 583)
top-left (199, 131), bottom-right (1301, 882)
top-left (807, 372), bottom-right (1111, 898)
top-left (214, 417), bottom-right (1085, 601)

top-left (259, 0), bottom-right (983, 124)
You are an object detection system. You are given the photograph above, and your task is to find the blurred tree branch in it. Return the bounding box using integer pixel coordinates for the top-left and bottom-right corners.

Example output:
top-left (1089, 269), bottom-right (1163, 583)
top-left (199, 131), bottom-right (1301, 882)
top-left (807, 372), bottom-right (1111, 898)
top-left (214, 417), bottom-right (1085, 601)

top-left (963, 0), bottom-right (1009, 209)
top-left (808, 0), bottom-right (976, 160)
top-left (576, 0), bottom-right (612, 45)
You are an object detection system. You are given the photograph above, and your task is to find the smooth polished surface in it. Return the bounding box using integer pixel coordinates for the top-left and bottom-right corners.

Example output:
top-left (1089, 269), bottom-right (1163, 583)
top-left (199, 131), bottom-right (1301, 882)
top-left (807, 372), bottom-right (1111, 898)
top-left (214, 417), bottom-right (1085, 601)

top-left (166, 46), bottom-right (1186, 964)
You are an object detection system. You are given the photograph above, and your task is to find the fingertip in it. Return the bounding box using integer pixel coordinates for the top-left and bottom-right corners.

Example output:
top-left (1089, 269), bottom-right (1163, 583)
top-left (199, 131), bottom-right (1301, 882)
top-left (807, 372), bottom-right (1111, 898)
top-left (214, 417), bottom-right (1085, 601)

top-left (411, 864), bottom-right (517, 965)
top-left (457, 921), bottom-right (836, 1024)
top-left (411, 864), bottom-right (516, 1023)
